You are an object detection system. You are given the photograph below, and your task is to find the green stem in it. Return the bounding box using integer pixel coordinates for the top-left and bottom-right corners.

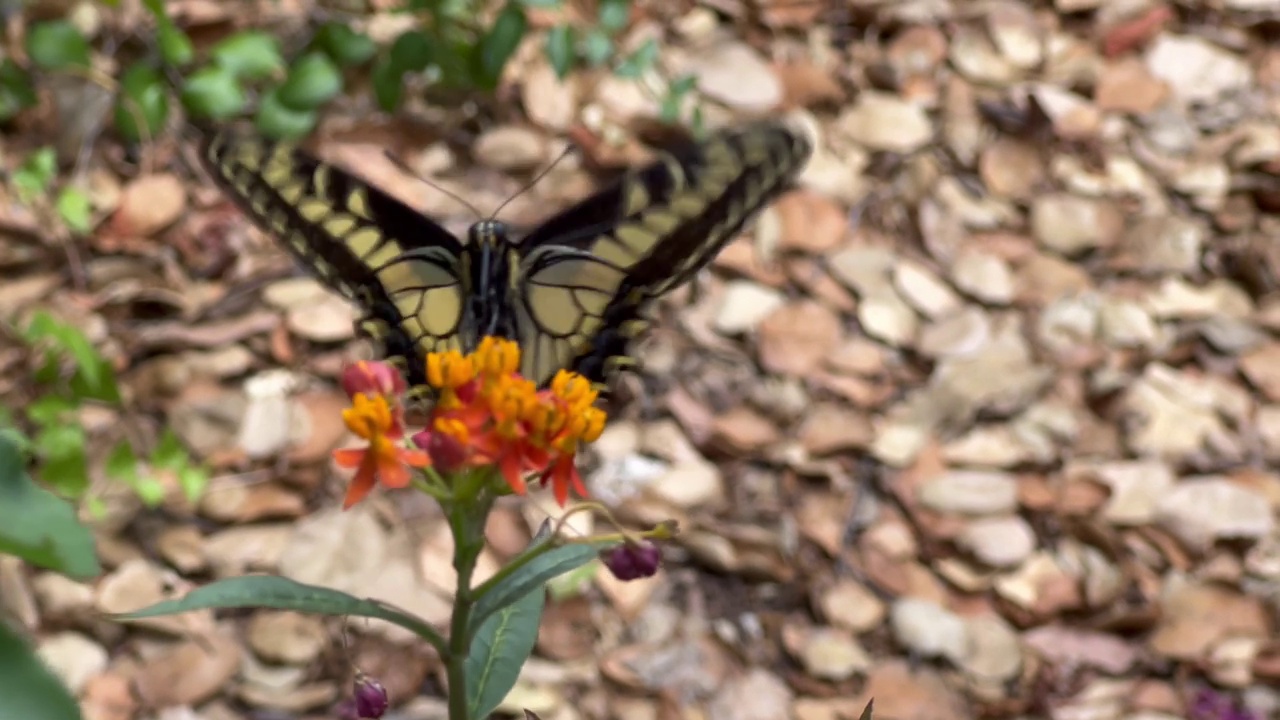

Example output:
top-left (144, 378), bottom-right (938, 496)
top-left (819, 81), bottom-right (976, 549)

top-left (468, 536), bottom-right (557, 604)
top-left (445, 492), bottom-right (492, 720)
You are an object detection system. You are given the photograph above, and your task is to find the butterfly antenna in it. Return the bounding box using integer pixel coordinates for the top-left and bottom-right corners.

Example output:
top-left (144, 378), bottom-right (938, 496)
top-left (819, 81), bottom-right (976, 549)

top-left (381, 149), bottom-right (485, 222)
top-left (487, 143), bottom-right (577, 222)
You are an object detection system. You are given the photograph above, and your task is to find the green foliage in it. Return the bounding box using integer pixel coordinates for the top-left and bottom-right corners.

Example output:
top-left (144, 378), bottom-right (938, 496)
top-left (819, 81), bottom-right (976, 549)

top-left (114, 575), bottom-right (446, 652)
top-left (0, 623), bottom-right (85, 720)
top-left (0, 59), bottom-right (37, 121)
top-left (0, 434), bottom-right (101, 579)
top-left (25, 20), bottom-right (91, 70)
top-left (4, 0), bottom-right (704, 140)
top-left (466, 584), bottom-right (545, 720)
top-left (6, 312), bottom-right (209, 509)
top-left (114, 63), bottom-right (170, 143)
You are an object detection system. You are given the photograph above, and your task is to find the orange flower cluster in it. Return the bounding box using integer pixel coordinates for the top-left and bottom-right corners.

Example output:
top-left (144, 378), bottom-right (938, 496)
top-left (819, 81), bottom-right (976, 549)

top-left (332, 340), bottom-right (606, 509)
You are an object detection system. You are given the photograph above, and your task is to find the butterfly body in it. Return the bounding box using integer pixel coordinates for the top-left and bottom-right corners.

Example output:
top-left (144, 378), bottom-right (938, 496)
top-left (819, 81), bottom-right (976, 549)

top-left (200, 121), bottom-right (812, 391)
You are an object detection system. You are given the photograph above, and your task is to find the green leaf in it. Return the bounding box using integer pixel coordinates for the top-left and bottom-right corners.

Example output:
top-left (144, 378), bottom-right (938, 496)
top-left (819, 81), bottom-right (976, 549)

top-left (0, 623), bottom-right (84, 720)
top-left (276, 52), bottom-right (342, 110)
top-left (157, 19), bottom-right (195, 67)
top-left (597, 0), bottom-right (630, 34)
top-left (315, 22), bottom-right (376, 67)
top-left (614, 38), bottom-right (657, 79)
top-left (149, 429), bottom-right (188, 471)
top-left (580, 29), bottom-right (613, 67)
top-left (34, 424), bottom-right (89, 498)
top-left (24, 395), bottom-right (75, 427)
top-left (140, 0), bottom-right (166, 17)
top-left (180, 66), bottom-right (246, 120)
top-left (103, 441), bottom-right (139, 487)
top-left (475, 4), bottom-right (528, 90)
top-left (12, 147), bottom-right (57, 203)
top-left (465, 580), bottom-right (545, 720)
top-left (0, 59), bottom-right (37, 121)
top-left (25, 21), bottom-right (91, 70)
top-left (210, 31), bottom-right (284, 81)
top-left (0, 434), bottom-right (101, 580)
top-left (255, 87), bottom-right (317, 139)
top-left (55, 187), bottom-right (92, 234)
top-left (114, 575), bottom-right (442, 643)
top-left (520, 0), bottom-right (562, 6)
top-left (113, 62), bottom-right (170, 143)
top-left (389, 30), bottom-right (434, 74)
top-left (371, 58), bottom-right (405, 112)
top-left (669, 72), bottom-right (698, 96)
top-left (544, 25), bottom-right (575, 79)
top-left (178, 464), bottom-right (209, 503)
top-left (469, 540), bottom-right (610, 636)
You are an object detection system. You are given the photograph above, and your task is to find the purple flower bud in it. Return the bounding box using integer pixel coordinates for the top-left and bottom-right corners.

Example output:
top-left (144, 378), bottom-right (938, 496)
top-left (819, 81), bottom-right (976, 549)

top-left (353, 673), bottom-right (389, 719)
top-left (601, 541), bottom-right (662, 581)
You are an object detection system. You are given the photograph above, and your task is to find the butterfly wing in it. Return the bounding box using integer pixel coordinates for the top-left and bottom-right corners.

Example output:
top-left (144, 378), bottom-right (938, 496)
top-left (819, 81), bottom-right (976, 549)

top-left (200, 131), bottom-right (472, 386)
top-left (511, 120), bottom-right (813, 386)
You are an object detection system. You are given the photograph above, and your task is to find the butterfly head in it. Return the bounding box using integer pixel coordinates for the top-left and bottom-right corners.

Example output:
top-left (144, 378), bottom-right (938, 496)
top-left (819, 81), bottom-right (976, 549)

top-left (468, 220), bottom-right (510, 248)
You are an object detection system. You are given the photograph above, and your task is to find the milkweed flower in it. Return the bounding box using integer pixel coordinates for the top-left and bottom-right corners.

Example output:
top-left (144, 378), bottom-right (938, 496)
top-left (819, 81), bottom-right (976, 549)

top-left (332, 340), bottom-right (606, 509)
top-left (410, 338), bottom-right (606, 506)
top-left (332, 389), bottom-right (430, 509)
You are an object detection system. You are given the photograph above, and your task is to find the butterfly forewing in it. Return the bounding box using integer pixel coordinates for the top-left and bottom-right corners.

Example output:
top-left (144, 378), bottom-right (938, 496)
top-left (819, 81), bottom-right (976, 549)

top-left (512, 120), bottom-right (813, 386)
top-left (200, 132), bottom-right (472, 385)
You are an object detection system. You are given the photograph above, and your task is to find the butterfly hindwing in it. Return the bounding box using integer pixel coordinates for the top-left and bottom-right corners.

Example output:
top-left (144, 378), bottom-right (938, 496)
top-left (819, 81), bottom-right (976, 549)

top-left (200, 132), bottom-right (472, 385)
top-left (511, 121), bottom-right (813, 386)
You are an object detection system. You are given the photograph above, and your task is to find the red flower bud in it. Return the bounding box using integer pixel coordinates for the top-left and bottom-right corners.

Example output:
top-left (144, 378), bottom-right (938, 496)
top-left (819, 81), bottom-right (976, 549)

top-left (341, 361), bottom-right (407, 400)
top-left (600, 541), bottom-right (662, 581)
top-left (353, 672), bottom-right (389, 719)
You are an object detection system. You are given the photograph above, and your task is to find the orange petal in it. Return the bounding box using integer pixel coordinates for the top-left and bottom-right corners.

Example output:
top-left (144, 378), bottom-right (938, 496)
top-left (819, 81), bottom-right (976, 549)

top-left (499, 451), bottom-right (527, 495)
top-left (333, 447), bottom-right (366, 469)
top-left (342, 460), bottom-right (379, 509)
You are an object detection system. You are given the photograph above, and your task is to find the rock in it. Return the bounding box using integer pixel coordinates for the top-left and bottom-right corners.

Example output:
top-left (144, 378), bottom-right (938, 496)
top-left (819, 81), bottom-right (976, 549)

top-left (889, 598), bottom-right (969, 663)
top-left (286, 294), bottom-right (357, 343)
top-left (1023, 625), bottom-right (1139, 674)
top-left (1114, 215), bottom-right (1204, 275)
top-left (133, 633), bottom-right (242, 706)
top-left (951, 250), bottom-right (1014, 305)
top-left (987, 1), bottom-right (1042, 70)
top-left (818, 581), bottom-right (886, 633)
top-left (894, 260), bottom-right (961, 319)
top-left (979, 138), bottom-right (1045, 201)
top-left (247, 611), bottom-right (328, 665)
top-left (1146, 35), bottom-right (1252, 104)
top-left (798, 628), bottom-right (870, 681)
top-left (1097, 297), bottom-right (1159, 348)
top-left (918, 471), bottom-right (1019, 515)
top-left (111, 173), bottom-right (186, 237)
top-left (797, 403), bottom-right (873, 455)
top-left (1031, 194), bottom-right (1124, 256)
top-left (1149, 577), bottom-right (1270, 659)
top-left (1095, 57), bottom-right (1169, 114)
top-left (37, 632), bottom-right (108, 694)
top-left (1240, 343), bottom-right (1280, 402)
top-left (775, 190), bottom-right (848, 253)
top-left (708, 668), bottom-right (792, 720)
top-left (712, 406), bottom-right (779, 453)
top-left (522, 62), bottom-right (580, 131)
top-left (713, 281), bottom-right (786, 335)
top-left (649, 459), bottom-right (724, 508)
top-left (687, 42), bottom-right (782, 113)
top-left (1082, 460), bottom-right (1176, 525)
top-left (957, 515), bottom-right (1037, 568)
top-left (757, 300), bottom-right (844, 375)
top-left (474, 125), bottom-right (548, 171)
top-left (1155, 478), bottom-right (1274, 552)
top-left (837, 92), bottom-right (933, 153)
top-left (917, 307), bottom-right (991, 358)
top-left (858, 290), bottom-right (920, 348)
top-left (960, 614), bottom-right (1023, 682)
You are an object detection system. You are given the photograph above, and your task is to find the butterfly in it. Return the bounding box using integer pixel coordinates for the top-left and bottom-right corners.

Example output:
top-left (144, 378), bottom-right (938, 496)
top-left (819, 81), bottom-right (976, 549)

top-left (198, 119), bottom-right (813, 392)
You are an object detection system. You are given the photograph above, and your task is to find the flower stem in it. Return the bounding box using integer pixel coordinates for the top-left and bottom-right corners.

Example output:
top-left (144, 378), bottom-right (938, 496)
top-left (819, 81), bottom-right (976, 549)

top-left (445, 492), bottom-right (492, 720)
